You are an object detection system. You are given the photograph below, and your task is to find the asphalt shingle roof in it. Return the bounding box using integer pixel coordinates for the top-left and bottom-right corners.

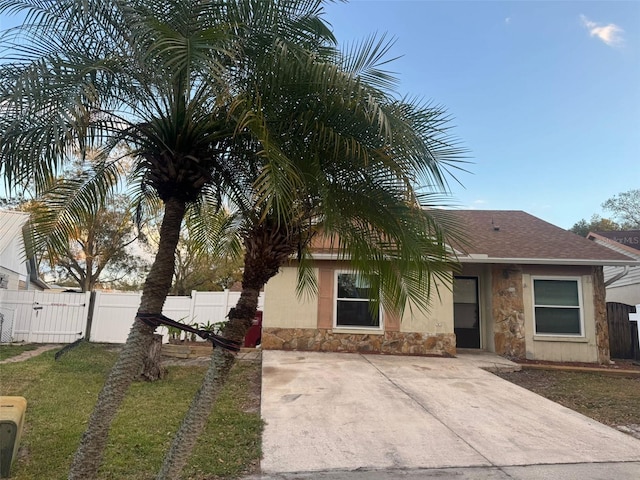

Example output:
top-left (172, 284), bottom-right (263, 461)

top-left (447, 210), bottom-right (635, 263)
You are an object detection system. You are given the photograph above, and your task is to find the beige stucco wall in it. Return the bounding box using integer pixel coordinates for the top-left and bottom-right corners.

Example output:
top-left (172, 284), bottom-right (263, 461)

top-left (265, 263), bottom-right (608, 363)
top-left (264, 263), bottom-right (455, 336)
top-left (399, 279), bottom-right (453, 335)
top-left (263, 266), bottom-right (318, 329)
top-left (522, 271), bottom-right (599, 363)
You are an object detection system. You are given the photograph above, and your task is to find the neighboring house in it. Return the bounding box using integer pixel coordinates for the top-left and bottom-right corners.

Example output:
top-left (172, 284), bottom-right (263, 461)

top-left (0, 210), bottom-right (47, 291)
top-left (587, 230), bottom-right (640, 305)
top-left (262, 210), bottom-right (639, 364)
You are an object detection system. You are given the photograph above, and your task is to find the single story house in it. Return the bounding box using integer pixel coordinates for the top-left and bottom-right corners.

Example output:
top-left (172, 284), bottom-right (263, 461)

top-left (262, 210), bottom-right (639, 364)
top-left (0, 210), bottom-right (48, 291)
top-left (587, 231), bottom-right (640, 306)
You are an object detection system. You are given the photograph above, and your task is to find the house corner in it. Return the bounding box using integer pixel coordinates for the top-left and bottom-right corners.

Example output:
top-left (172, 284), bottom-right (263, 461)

top-left (490, 265), bottom-right (525, 359)
top-left (592, 266), bottom-right (611, 364)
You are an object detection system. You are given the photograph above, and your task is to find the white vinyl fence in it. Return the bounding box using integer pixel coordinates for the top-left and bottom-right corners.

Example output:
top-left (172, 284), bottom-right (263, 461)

top-left (0, 290), bottom-right (91, 343)
top-left (0, 289), bottom-right (263, 344)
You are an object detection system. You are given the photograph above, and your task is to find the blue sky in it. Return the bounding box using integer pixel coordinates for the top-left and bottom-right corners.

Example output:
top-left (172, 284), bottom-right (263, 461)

top-left (323, 0), bottom-right (640, 228)
top-left (1, 1), bottom-right (638, 229)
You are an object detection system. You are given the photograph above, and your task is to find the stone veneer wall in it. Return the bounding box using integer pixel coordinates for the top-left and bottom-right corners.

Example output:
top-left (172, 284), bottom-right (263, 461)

top-left (262, 327), bottom-right (456, 356)
top-left (592, 266), bottom-right (610, 364)
top-left (491, 265), bottom-right (526, 359)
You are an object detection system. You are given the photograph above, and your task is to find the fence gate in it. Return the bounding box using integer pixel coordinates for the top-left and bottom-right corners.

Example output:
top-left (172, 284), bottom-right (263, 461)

top-left (0, 290), bottom-right (91, 343)
top-left (606, 302), bottom-right (637, 359)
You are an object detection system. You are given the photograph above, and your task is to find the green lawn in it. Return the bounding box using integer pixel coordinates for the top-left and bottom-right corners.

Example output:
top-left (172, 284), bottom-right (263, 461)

top-left (0, 343), bottom-right (262, 479)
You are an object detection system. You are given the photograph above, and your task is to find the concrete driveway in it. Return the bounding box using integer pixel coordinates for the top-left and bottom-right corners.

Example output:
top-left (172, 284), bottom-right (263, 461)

top-left (258, 350), bottom-right (640, 479)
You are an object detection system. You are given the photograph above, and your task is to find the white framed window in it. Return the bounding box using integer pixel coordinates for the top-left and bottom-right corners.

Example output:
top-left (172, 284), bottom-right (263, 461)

top-left (532, 277), bottom-right (584, 336)
top-left (334, 272), bottom-right (381, 329)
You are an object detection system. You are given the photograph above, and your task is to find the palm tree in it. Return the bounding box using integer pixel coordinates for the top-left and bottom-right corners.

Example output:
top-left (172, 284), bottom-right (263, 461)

top-left (156, 34), bottom-right (466, 480)
top-left (1, 1), bottom-right (466, 478)
top-left (0, 0), bottom-right (338, 477)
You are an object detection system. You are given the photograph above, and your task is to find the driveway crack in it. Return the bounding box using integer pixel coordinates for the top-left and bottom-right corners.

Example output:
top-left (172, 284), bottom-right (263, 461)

top-left (360, 353), bottom-right (497, 468)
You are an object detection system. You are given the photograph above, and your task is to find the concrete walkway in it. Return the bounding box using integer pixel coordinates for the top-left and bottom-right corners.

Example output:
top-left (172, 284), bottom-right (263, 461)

top-left (257, 350), bottom-right (640, 479)
top-left (0, 344), bottom-right (60, 364)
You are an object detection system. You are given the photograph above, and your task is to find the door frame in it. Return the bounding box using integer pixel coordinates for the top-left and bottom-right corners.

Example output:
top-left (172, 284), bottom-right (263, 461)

top-left (453, 275), bottom-right (482, 349)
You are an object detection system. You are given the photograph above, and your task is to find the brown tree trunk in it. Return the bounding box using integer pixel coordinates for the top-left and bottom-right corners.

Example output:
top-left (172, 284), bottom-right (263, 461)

top-left (156, 221), bottom-right (297, 480)
top-left (69, 196), bottom-right (186, 480)
top-left (140, 334), bottom-right (168, 381)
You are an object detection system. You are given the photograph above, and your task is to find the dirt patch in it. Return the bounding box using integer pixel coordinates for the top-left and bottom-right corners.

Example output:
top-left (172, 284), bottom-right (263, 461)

top-left (161, 355), bottom-right (211, 367)
top-left (0, 344), bottom-right (59, 363)
top-left (242, 358), bottom-right (262, 414)
top-left (496, 368), bottom-right (640, 440)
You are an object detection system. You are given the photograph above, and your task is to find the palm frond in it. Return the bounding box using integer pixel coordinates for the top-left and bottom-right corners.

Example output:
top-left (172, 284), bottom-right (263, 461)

top-left (339, 33), bottom-right (400, 92)
top-left (184, 201), bottom-right (244, 261)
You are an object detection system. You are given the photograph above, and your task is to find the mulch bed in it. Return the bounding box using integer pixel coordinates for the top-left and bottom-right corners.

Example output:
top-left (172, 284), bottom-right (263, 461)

top-left (516, 358), bottom-right (640, 372)
top-left (496, 365), bottom-right (640, 440)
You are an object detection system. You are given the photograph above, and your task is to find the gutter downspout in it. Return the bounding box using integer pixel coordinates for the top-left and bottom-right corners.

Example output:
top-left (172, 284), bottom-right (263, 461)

top-left (604, 265), bottom-right (630, 287)
top-left (28, 258), bottom-right (49, 290)
top-left (25, 258), bottom-right (32, 290)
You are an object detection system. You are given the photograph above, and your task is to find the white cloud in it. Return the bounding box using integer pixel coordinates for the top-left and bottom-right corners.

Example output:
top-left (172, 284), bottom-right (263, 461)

top-left (580, 14), bottom-right (624, 47)
top-left (505, 17), bottom-right (511, 25)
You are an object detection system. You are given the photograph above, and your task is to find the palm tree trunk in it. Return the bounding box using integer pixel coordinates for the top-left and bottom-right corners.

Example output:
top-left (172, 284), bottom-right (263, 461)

top-left (69, 197), bottom-right (186, 480)
top-left (156, 289), bottom-right (261, 480)
top-left (155, 311), bottom-right (252, 478)
top-left (157, 222), bottom-right (296, 480)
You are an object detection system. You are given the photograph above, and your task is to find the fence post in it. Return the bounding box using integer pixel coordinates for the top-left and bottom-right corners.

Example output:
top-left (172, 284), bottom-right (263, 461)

top-left (630, 305), bottom-right (640, 360)
top-left (189, 290), bottom-right (197, 324)
top-left (27, 291), bottom-right (39, 343)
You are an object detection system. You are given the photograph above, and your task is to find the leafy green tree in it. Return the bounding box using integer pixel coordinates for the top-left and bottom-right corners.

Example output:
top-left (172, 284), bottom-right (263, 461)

top-left (172, 243), bottom-right (244, 294)
top-left (0, 1), bottom-right (466, 478)
top-left (23, 194), bottom-right (147, 292)
top-left (569, 214), bottom-right (621, 237)
top-left (168, 206), bottom-right (244, 294)
top-left (603, 189), bottom-right (640, 229)
top-left (569, 189), bottom-right (640, 237)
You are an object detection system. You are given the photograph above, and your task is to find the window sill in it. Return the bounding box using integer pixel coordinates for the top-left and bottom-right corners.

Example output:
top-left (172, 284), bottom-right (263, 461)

top-left (533, 335), bottom-right (588, 343)
top-left (332, 327), bottom-right (384, 335)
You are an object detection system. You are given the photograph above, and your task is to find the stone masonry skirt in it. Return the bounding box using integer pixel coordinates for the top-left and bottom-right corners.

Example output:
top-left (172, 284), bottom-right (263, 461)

top-left (261, 328), bottom-right (456, 356)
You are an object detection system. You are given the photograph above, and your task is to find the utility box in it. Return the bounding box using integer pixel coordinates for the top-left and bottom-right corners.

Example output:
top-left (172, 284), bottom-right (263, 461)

top-left (0, 397), bottom-right (27, 478)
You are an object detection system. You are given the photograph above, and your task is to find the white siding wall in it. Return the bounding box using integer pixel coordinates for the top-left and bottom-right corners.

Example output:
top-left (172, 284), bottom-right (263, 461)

top-left (591, 237), bottom-right (640, 306)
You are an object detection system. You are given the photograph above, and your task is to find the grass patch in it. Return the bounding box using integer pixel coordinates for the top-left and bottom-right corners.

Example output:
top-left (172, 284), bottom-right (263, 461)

top-left (497, 369), bottom-right (640, 427)
top-left (0, 344), bottom-right (38, 361)
top-left (0, 342), bottom-right (262, 479)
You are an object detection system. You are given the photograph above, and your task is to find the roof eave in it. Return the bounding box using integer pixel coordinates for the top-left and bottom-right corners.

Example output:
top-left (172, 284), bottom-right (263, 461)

top-left (310, 253), bottom-right (639, 267)
top-left (310, 253), bottom-right (343, 260)
top-left (458, 256), bottom-right (640, 266)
